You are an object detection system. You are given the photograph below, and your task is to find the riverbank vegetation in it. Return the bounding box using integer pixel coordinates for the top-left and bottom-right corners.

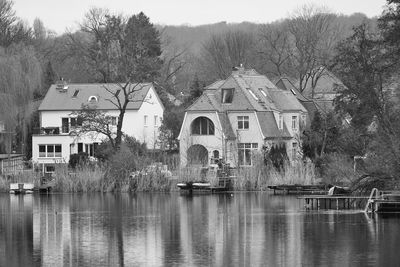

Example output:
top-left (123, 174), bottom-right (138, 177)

top-left (1, 1), bottom-right (399, 192)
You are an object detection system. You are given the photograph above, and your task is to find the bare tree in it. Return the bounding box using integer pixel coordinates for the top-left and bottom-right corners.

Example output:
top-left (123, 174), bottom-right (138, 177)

top-left (200, 30), bottom-right (255, 80)
top-left (287, 4), bottom-right (339, 94)
top-left (258, 23), bottom-right (292, 77)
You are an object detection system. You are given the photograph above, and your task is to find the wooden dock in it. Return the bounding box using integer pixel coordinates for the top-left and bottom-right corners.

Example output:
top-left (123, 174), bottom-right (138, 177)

top-left (268, 184), bottom-right (329, 195)
top-left (365, 188), bottom-right (400, 213)
top-left (298, 195), bottom-right (369, 210)
top-left (177, 176), bottom-right (235, 193)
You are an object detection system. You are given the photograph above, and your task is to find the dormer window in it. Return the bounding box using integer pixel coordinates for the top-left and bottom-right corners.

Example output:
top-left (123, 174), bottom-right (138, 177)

top-left (247, 88), bottom-right (259, 101)
top-left (73, 89), bottom-right (79, 98)
top-left (88, 96), bottom-right (98, 102)
top-left (221, 88), bottom-right (234, 103)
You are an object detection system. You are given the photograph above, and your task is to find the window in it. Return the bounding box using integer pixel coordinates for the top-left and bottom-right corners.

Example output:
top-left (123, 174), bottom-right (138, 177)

top-left (72, 89), bottom-right (79, 98)
top-left (47, 145), bottom-right (54, 157)
top-left (39, 145), bottom-right (46, 157)
top-left (77, 117), bottom-right (83, 126)
top-left (62, 118), bottom-right (69, 133)
top-left (221, 88), bottom-right (234, 103)
top-left (191, 117), bottom-right (215, 135)
top-left (212, 150), bottom-right (220, 164)
top-left (301, 115), bottom-right (306, 129)
top-left (88, 96), bottom-right (98, 102)
top-left (292, 142), bottom-right (298, 159)
top-left (144, 115), bottom-right (148, 126)
top-left (279, 114), bottom-right (283, 130)
top-left (247, 88), bottom-right (259, 101)
top-left (70, 118), bottom-right (77, 127)
top-left (292, 116), bottom-right (297, 130)
top-left (238, 143), bottom-right (258, 166)
top-left (78, 143), bottom-right (83, 153)
top-left (213, 150), bottom-right (219, 159)
top-left (259, 88), bottom-right (267, 97)
top-left (111, 116), bottom-right (117, 126)
top-left (237, 116), bottom-right (249, 130)
top-left (38, 145), bottom-right (62, 158)
top-left (45, 165), bottom-right (55, 173)
top-left (154, 115), bottom-right (158, 126)
top-left (85, 144), bottom-right (95, 157)
top-left (55, 145), bottom-right (62, 157)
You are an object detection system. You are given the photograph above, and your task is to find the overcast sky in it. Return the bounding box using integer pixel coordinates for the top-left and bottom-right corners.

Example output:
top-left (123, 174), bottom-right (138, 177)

top-left (14, 0), bottom-right (387, 34)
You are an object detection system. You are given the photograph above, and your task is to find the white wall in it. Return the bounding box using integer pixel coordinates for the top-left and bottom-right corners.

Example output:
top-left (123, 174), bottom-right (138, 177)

top-left (32, 135), bottom-right (74, 164)
top-left (179, 112), bottom-right (224, 167)
top-left (227, 111), bottom-right (264, 145)
top-left (135, 87), bottom-right (164, 149)
top-left (39, 86), bottom-right (164, 150)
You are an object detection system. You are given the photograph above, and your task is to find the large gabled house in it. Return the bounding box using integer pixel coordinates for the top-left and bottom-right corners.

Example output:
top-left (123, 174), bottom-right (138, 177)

top-left (177, 67), bottom-right (307, 168)
top-left (32, 82), bottom-right (164, 173)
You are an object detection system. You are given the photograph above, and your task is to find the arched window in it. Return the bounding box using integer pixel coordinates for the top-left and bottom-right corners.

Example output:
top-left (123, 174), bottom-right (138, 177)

top-left (191, 117), bottom-right (215, 135)
top-left (88, 96), bottom-right (98, 102)
top-left (213, 150), bottom-right (219, 159)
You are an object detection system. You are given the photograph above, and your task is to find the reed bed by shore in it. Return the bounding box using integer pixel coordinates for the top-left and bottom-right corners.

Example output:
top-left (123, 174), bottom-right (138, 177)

top-left (0, 154), bottom-right (356, 192)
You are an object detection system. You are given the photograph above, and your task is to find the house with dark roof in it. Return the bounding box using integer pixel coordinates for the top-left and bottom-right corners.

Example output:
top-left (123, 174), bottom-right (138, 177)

top-left (275, 68), bottom-right (346, 123)
top-left (177, 67), bottom-right (307, 167)
top-left (32, 82), bottom-right (164, 173)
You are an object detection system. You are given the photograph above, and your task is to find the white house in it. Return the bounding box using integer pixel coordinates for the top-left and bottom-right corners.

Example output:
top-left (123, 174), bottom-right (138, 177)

top-left (178, 67), bottom-right (307, 168)
top-left (32, 82), bottom-right (164, 173)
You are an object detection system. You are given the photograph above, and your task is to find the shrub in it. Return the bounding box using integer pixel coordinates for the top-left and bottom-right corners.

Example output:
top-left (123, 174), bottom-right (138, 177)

top-left (315, 153), bottom-right (359, 185)
top-left (69, 152), bottom-right (89, 168)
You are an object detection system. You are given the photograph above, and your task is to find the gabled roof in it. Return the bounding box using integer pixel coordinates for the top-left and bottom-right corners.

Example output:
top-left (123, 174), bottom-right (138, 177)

top-left (269, 90), bottom-right (307, 112)
top-left (204, 80), bottom-right (224, 90)
top-left (256, 111), bottom-right (291, 139)
top-left (39, 83), bottom-right (153, 111)
top-left (302, 68), bottom-right (346, 98)
top-left (275, 76), bottom-right (309, 102)
top-left (187, 68), bottom-right (306, 114)
top-left (218, 113), bottom-right (236, 140)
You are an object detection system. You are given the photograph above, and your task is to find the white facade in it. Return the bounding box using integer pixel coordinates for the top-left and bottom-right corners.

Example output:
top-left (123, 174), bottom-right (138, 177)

top-left (178, 68), bottom-right (307, 168)
top-left (32, 84), bottom-right (164, 173)
top-left (179, 110), bottom-right (305, 167)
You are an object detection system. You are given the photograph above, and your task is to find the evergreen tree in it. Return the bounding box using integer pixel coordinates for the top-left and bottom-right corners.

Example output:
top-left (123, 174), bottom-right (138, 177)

top-left (188, 74), bottom-right (203, 104)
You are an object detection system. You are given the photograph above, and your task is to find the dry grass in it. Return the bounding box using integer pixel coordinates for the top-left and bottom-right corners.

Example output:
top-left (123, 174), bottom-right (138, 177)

top-left (0, 170), bottom-right (42, 192)
top-left (233, 156), bottom-right (317, 190)
top-left (53, 164), bottom-right (106, 192)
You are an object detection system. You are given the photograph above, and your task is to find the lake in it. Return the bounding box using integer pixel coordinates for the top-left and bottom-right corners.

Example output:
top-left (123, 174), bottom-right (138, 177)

top-left (0, 192), bottom-right (399, 266)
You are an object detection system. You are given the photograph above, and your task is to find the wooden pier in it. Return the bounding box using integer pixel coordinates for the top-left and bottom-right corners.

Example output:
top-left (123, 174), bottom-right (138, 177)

top-left (177, 176), bottom-right (235, 193)
top-left (365, 188), bottom-right (400, 213)
top-left (268, 184), bottom-right (329, 195)
top-left (298, 195), bottom-right (369, 210)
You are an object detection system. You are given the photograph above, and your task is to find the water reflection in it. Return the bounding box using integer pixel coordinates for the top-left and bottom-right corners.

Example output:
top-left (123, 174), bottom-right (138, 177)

top-left (0, 193), bottom-right (400, 266)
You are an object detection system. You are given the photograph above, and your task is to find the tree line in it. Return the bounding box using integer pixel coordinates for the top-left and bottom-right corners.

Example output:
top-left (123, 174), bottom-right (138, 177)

top-left (0, 0), bottom-right (391, 185)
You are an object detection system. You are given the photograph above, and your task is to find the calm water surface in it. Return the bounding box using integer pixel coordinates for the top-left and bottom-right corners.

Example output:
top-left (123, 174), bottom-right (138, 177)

top-left (0, 192), bottom-right (399, 267)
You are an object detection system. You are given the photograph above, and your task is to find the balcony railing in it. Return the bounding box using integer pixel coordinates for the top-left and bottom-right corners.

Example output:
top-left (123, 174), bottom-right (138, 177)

top-left (33, 127), bottom-right (78, 135)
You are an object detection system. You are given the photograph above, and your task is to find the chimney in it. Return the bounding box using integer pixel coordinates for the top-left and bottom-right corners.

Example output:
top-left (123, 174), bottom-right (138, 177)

top-left (56, 77), bottom-right (68, 92)
top-left (232, 64), bottom-right (245, 75)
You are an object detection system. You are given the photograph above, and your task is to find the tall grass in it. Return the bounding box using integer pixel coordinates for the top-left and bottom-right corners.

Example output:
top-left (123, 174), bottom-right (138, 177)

top-left (0, 170), bottom-right (42, 192)
top-left (53, 164), bottom-right (106, 192)
top-left (1, 153), bottom-right (356, 193)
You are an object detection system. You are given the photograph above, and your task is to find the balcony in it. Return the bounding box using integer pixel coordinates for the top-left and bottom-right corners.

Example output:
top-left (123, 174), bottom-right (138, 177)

top-left (33, 127), bottom-right (78, 135)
